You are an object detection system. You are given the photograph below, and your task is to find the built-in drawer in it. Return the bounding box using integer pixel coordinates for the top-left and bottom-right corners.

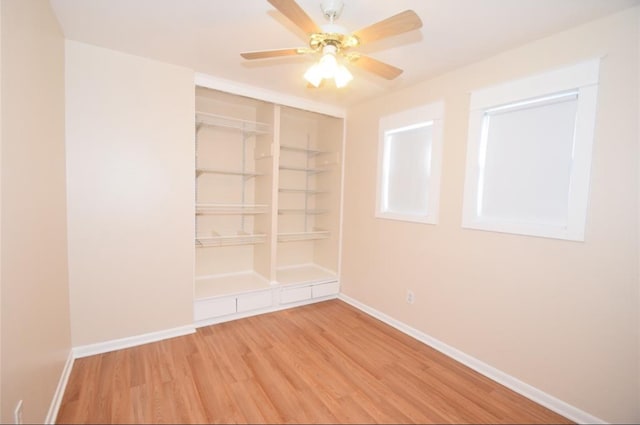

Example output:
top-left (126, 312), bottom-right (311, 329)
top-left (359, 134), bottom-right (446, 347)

top-left (194, 296), bottom-right (236, 321)
top-left (311, 281), bottom-right (339, 298)
top-left (237, 291), bottom-right (273, 313)
top-left (280, 286), bottom-right (312, 304)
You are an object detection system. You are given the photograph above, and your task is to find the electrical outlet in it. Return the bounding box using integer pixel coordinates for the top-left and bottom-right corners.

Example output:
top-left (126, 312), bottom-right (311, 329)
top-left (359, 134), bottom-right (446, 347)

top-left (14, 400), bottom-right (23, 425)
top-left (406, 290), bottom-right (415, 304)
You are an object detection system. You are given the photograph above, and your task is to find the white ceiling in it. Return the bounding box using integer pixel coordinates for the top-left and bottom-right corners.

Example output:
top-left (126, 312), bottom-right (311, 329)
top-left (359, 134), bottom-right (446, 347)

top-left (49, 0), bottom-right (639, 108)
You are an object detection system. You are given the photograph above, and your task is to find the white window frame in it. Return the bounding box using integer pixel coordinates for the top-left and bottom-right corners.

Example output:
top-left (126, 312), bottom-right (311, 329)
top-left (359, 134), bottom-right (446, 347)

top-left (376, 101), bottom-right (444, 224)
top-left (462, 59), bottom-right (600, 241)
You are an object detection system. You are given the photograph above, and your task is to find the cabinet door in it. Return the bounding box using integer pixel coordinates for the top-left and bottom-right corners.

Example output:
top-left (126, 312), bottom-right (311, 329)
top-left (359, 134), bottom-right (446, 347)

top-left (237, 291), bottom-right (273, 313)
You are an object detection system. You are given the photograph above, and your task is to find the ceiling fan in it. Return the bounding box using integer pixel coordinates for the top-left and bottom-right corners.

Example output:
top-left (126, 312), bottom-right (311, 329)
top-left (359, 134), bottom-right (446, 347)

top-left (240, 0), bottom-right (423, 88)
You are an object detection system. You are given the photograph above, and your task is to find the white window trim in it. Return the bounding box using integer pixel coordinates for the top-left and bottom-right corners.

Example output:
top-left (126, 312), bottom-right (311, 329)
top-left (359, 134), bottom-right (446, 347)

top-left (376, 101), bottom-right (444, 224)
top-left (462, 59), bottom-right (600, 241)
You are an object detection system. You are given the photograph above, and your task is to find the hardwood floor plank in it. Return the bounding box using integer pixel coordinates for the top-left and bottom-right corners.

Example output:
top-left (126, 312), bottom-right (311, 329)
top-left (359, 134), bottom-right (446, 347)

top-left (228, 380), bottom-right (267, 424)
top-left (243, 350), bottom-right (310, 423)
top-left (381, 361), bottom-right (495, 423)
top-left (349, 389), bottom-right (415, 424)
top-left (336, 394), bottom-right (378, 424)
top-left (57, 300), bottom-right (573, 424)
top-left (129, 385), bottom-right (151, 424)
top-left (238, 378), bottom-right (284, 423)
top-left (187, 351), bottom-right (239, 424)
top-left (171, 374), bottom-right (209, 424)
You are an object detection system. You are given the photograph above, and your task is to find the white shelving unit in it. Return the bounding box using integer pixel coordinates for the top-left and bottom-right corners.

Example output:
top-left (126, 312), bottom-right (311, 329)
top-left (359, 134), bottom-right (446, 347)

top-left (278, 209), bottom-right (328, 215)
top-left (196, 168), bottom-right (262, 178)
top-left (280, 144), bottom-right (326, 155)
top-left (195, 100), bottom-right (271, 229)
top-left (278, 165), bottom-right (327, 173)
top-left (196, 232), bottom-right (267, 247)
top-left (193, 88), bottom-right (343, 325)
top-left (196, 111), bottom-right (270, 135)
top-left (276, 264), bottom-right (337, 285)
top-left (195, 272), bottom-right (271, 299)
top-left (279, 188), bottom-right (326, 194)
top-left (196, 203), bottom-right (269, 215)
top-left (277, 230), bottom-right (330, 242)
top-left (274, 106), bottom-right (343, 292)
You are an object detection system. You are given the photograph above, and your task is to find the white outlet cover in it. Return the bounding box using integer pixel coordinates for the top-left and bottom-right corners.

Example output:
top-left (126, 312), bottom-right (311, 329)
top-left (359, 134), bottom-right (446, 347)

top-left (406, 290), bottom-right (415, 304)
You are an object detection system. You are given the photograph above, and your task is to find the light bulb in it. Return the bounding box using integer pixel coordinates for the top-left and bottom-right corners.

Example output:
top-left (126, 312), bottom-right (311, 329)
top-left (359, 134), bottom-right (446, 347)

top-left (334, 64), bottom-right (353, 88)
top-left (304, 63), bottom-right (323, 87)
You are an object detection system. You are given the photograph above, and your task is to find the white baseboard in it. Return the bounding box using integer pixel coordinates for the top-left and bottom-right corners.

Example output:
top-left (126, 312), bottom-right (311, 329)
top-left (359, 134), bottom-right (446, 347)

top-left (338, 294), bottom-right (606, 425)
top-left (72, 324), bottom-right (196, 359)
top-left (45, 350), bottom-right (74, 424)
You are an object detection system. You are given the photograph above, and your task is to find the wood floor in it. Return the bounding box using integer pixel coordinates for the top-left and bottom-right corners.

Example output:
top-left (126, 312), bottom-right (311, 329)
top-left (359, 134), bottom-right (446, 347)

top-left (57, 300), bottom-right (572, 424)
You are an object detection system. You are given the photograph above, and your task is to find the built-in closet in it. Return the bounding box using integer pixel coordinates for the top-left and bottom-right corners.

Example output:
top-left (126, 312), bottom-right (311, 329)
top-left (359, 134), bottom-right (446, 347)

top-left (194, 87), bottom-right (343, 323)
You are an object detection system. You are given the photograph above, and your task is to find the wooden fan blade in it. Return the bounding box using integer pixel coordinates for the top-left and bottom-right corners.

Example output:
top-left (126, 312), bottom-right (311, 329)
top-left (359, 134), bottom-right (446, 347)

top-left (353, 10), bottom-right (422, 45)
top-left (240, 48), bottom-right (303, 60)
top-left (267, 0), bottom-right (321, 35)
top-left (351, 55), bottom-right (403, 80)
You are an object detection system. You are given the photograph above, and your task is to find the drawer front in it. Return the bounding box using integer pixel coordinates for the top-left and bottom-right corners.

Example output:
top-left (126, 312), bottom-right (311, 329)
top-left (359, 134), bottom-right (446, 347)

top-left (280, 286), bottom-right (312, 304)
top-left (194, 296), bottom-right (236, 321)
top-left (312, 281), bottom-right (339, 298)
top-left (237, 291), bottom-right (273, 313)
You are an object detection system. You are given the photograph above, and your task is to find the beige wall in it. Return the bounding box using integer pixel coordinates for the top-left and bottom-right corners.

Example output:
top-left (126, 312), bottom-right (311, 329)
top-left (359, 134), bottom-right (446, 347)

top-left (0, 0), bottom-right (71, 423)
top-left (342, 7), bottom-right (639, 424)
top-left (0, 2), bottom-right (4, 420)
top-left (65, 41), bottom-right (195, 346)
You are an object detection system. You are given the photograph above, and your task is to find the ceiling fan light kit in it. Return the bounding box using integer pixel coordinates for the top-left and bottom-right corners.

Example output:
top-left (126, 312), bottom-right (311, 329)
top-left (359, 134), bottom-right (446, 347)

top-left (241, 0), bottom-right (423, 89)
top-left (303, 44), bottom-right (353, 88)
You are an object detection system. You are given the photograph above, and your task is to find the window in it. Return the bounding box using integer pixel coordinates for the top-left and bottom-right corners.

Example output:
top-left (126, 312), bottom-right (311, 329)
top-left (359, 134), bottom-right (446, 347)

top-left (377, 101), bottom-right (444, 224)
top-left (462, 59), bottom-right (600, 241)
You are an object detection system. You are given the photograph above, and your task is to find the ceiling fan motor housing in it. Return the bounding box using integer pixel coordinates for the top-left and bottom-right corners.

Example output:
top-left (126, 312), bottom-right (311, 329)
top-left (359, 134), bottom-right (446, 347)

top-left (310, 28), bottom-right (359, 53)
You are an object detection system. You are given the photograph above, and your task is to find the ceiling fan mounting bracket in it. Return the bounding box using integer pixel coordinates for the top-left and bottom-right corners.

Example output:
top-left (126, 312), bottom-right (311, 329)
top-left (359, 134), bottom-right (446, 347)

top-left (320, 0), bottom-right (345, 23)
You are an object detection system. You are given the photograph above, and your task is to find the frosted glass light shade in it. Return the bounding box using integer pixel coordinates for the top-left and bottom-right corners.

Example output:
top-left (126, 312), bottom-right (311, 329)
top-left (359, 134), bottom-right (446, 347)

top-left (334, 65), bottom-right (353, 88)
top-left (304, 63), bottom-right (323, 87)
top-left (319, 53), bottom-right (337, 78)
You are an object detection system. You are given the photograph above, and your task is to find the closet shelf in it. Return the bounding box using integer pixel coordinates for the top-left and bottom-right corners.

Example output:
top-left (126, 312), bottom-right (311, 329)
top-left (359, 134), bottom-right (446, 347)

top-left (196, 203), bottom-right (269, 215)
top-left (280, 144), bottom-right (328, 155)
top-left (276, 264), bottom-right (337, 286)
top-left (196, 232), bottom-right (267, 247)
top-left (279, 188), bottom-right (326, 194)
top-left (278, 209), bottom-right (328, 215)
top-left (196, 168), bottom-right (262, 178)
top-left (279, 165), bottom-right (327, 174)
top-left (277, 230), bottom-right (330, 242)
top-left (195, 111), bottom-right (270, 136)
top-left (195, 272), bottom-right (271, 299)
